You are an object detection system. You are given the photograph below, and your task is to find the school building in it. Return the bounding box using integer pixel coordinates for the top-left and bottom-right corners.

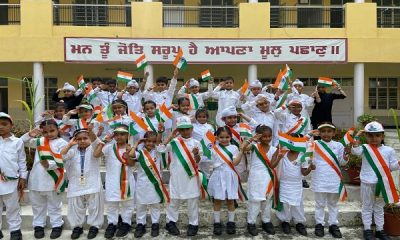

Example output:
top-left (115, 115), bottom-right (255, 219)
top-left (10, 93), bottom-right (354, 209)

top-left (0, 0), bottom-right (399, 128)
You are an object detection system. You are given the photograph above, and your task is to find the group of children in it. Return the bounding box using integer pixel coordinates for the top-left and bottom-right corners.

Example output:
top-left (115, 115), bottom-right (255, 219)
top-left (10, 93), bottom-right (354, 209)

top-left (0, 68), bottom-right (399, 240)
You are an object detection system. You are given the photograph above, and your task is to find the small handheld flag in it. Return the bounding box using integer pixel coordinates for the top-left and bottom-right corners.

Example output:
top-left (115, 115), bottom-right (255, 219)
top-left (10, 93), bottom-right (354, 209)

top-left (201, 130), bottom-right (215, 159)
top-left (238, 123), bottom-right (252, 138)
top-left (173, 48), bottom-right (187, 70)
top-left (278, 132), bottom-right (307, 152)
top-left (77, 75), bottom-right (85, 90)
top-left (85, 83), bottom-right (97, 103)
top-left (240, 80), bottom-right (250, 96)
top-left (135, 54), bottom-right (148, 71)
top-left (129, 111), bottom-right (150, 132)
top-left (283, 64), bottom-right (293, 79)
top-left (341, 126), bottom-right (355, 146)
top-left (156, 103), bottom-right (173, 122)
top-left (318, 77), bottom-right (335, 87)
top-left (274, 71), bottom-right (289, 91)
top-left (117, 71), bottom-right (133, 84)
top-left (201, 69), bottom-right (211, 81)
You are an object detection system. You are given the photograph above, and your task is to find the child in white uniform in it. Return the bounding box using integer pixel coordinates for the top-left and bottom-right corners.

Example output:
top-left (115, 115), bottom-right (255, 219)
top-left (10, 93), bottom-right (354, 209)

top-left (177, 78), bottom-right (213, 116)
top-left (351, 121), bottom-right (400, 240)
top-left (117, 78), bottom-right (145, 114)
top-left (0, 113), bottom-right (27, 240)
top-left (286, 79), bottom-right (315, 119)
top-left (275, 99), bottom-right (311, 136)
top-left (171, 97), bottom-right (192, 130)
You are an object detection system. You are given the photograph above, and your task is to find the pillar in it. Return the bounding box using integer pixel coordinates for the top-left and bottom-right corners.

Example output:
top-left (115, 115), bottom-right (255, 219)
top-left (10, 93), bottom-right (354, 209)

top-left (354, 0), bottom-right (364, 3)
top-left (144, 64), bottom-right (154, 90)
top-left (248, 0), bottom-right (258, 3)
top-left (33, 62), bottom-right (45, 123)
top-left (353, 63), bottom-right (364, 123)
top-left (248, 64), bottom-right (257, 83)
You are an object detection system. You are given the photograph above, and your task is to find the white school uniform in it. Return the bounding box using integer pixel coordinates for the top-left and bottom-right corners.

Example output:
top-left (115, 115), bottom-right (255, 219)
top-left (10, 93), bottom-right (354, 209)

top-left (192, 122), bottom-right (215, 177)
top-left (228, 124), bottom-right (249, 175)
top-left (121, 91), bottom-right (143, 114)
top-left (352, 145), bottom-right (400, 230)
top-left (0, 135), bottom-right (27, 231)
top-left (246, 144), bottom-right (276, 224)
top-left (63, 139), bottom-right (104, 229)
top-left (208, 144), bottom-right (239, 200)
top-left (241, 93), bottom-right (274, 116)
top-left (21, 134), bottom-right (68, 228)
top-left (248, 109), bottom-right (279, 146)
top-left (212, 86), bottom-right (241, 127)
top-left (95, 90), bottom-right (119, 107)
top-left (286, 92), bottom-right (314, 119)
top-left (275, 108), bottom-right (311, 135)
top-left (177, 84), bottom-right (213, 115)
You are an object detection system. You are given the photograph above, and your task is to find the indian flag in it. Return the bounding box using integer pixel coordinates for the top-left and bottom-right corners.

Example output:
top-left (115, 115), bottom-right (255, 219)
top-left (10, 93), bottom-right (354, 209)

top-left (300, 141), bottom-right (315, 163)
top-left (186, 94), bottom-right (199, 110)
top-left (77, 75), bottom-right (85, 90)
top-left (240, 80), bottom-right (250, 96)
top-left (85, 83), bottom-right (97, 103)
top-left (135, 54), bottom-right (148, 71)
top-left (239, 123), bottom-right (252, 138)
top-left (117, 71), bottom-right (133, 83)
top-left (278, 132), bottom-right (307, 152)
top-left (109, 116), bottom-right (122, 129)
top-left (156, 103), bottom-right (173, 122)
top-left (173, 48), bottom-right (188, 70)
top-left (275, 90), bottom-right (288, 109)
top-left (96, 104), bottom-right (113, 123)
top-left (282, 64), bottom-right (293, 79)
top-left (201, 130), bottom-right (215, 159)
top-left (129, 111), bottom-right (149, 132)
top-left (201, 69), bottom-right (211, 81)
top-left (274, 71), bottom-right (289, 90)
top-left (341, 126), bottom-right (355, 146)
top-left (318, 77), bottom-right (335, 87)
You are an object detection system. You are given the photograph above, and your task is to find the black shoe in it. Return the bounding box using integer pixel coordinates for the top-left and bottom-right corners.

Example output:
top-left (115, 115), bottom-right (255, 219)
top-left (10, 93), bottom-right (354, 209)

top-left (34, 226), bottom-right (45, 239)
top-left (71, 227), bottom-right (83, 239)
top-left (187, 224), bottom-right (198, 237)
top-left (10, 230), bottom-right (22, 240)
top-left (116, 222), bottom-right (131, 238)
top-left (234, 200), bottom-right (239, 208)
top-left (134, 224), bottom-right (146, 238)
top-left (375, 230), bottom-right (391, 240)
top-left (262, 222), bottom-right (275, 235)
top-left (363, 229), bottom-right (376, 240)
top-left (226, 222), bottom-right (236, 235)
top-left (247, 223), bottom-right (258, 236)
top-left (329, 225), bottom-right (343, 238)
top-left (296, 223), bottom-right (307, 236)
top-left (165, 221), bottom-right (180, 236)
top-left (50, 226), bottom-right (63, 239)
top-left (282, 222), bottom-right (291, 234)
top-left (104, 224), bottom-right (117, 239)
top-left (151, 223), bottom-right (159, 237)
top-left (302, 179), bottom-right (310, 188)
top-left (0, 230), bottom-right (3, 239)
top-left (315, 223), bottom-right (325, 237)
top-left (213, 223), bottom-right (222, 236)
top-left (87, 227), bottom-right (98, 239)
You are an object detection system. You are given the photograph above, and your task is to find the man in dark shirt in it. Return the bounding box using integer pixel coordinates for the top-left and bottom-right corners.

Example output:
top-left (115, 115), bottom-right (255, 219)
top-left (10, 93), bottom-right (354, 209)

top-left (52, 82), bottom-right (84, 111)
top-left (311, 84), bottom-right (347, 129)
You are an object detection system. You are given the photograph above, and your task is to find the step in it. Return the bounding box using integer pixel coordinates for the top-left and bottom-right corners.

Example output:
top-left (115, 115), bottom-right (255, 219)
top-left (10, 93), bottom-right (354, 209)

top-left (8, 200), bottom-right (362, 230)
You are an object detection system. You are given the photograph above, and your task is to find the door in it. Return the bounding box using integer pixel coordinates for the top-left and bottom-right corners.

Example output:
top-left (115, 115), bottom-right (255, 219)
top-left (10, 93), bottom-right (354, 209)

top-left (0, 0), bottom-right (8, 25)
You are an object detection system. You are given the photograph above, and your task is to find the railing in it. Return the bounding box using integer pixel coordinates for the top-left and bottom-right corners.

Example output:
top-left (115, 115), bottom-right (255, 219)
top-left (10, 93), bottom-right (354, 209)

top-left (163, 5), bottom-right (239, 28)
top-left (0, 4), bottom-right (20, 25)
top-left (270, 5), bottom-right (345, 28)
top-left (377, 6), bottom-right (400, 28)
top-left (53, 4), bottom-right (131, 26)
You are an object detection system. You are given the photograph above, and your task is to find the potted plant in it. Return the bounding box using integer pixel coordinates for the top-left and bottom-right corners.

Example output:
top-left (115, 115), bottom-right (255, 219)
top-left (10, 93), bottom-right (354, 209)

top-left (384, 190), bottom-right (400, 236)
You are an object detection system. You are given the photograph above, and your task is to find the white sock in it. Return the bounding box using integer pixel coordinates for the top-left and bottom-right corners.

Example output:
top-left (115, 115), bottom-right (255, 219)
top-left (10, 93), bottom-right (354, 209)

top-left (213, 211), bottom-right (221, 223)
top-left (228, 211), bottom-right (235, 222)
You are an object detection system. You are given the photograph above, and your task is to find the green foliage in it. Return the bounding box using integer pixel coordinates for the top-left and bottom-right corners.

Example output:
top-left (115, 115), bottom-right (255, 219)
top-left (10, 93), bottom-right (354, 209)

top-left (357, 114), bottom-right (377, 127)
top-left (389, 108), bottom-right (400, 141)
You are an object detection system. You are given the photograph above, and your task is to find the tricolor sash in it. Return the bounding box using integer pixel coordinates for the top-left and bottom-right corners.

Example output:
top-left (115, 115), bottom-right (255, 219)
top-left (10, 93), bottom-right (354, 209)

top-left (76, 118), bottom-right (88, 130)
top-left (315, 141), bottom-right (347, 201)
top-left (138, 149), bottom-right (170, 203)
top-left (227, 126), bottom-right (242, 148)
top-left (170, 138), bottom-right (209, 200)
top-left (113, 144), bottom-right (131, 200)
top-left (286, 117), bottom-right (309, 135)
top-left (144, 117), bottom-right (158, 132)
top-left (186, 93), bottom-right (199, 110)
top-left (213, 144), bottom-right (248, 201)
top-left (362, 144), bottom-right (399, 204)
top-left (36, 138), bottom-right (67, 193)
top-left (57, 121), bottom-right (72, 133)
top-left (253, 144), bottom-right (282, 210)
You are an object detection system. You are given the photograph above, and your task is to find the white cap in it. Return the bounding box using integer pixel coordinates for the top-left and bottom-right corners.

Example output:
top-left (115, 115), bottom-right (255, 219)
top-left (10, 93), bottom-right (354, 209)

top-left (288, 99), bottom-right (302, 106)
top-left (127, 79), bottom-right (139, 88)
top-left (255, 94), bottom-right (269, 103)
top-left (292, 79), bottom-right (304, 87)
top-left (78, 104), bottom-right (93, 110)
top-left (0, 112), bottom-right (12, 123)
top-left (364, 121), bottom-right (384, 133)
top-left (63, 82), bottom-right (76, 92)
top-left (249, 79), bottom-right (262, 89)
top-left (189, 78), bottom-right (200, 88)
top-left (221, 106), bottom-right (237, 118)
top-left (176, 116), bottom-right (193, 129)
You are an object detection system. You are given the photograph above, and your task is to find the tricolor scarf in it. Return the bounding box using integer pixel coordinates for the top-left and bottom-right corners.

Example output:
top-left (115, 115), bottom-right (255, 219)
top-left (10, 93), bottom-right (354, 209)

top-left (76, 118), bottom-right (88, 130)
top-left (213, 144), bottom-right (248, 201)
top-left (227, 125), bottom-right (242, 148)
top-left (36, 137), bottom-right (67, 193)
top-left (186, 93), bottom-right (199, 110)
top-left (362, 144), bottom-right (399, 204)
top-left (144, 117), bottom-right (158, 132)
top-left (57, 121), bottom-right (72, 133)
top-left (170, 138), bottom-right (209, 200)
top-left (138, 149), bottom-right (170, 203)
top-left (286, 117), bottom-right (309, 135)
top-left (253, 144), bottom-right (282, 210)
top-left (315, 140), bottom-right (347, 201)
top-left (113, 144), bottom-right (131, 200)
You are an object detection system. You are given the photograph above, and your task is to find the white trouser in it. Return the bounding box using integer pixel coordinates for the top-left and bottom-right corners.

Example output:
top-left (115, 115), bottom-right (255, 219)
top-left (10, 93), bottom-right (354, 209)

top-left (166, 198), bottom-right (199, 225)
top-left (67, 192), bottom-right (104, 229)
top-left (361, 183), bottom-right (385, 231)
top-left (30, 190), bottom-right (64, 228)
top-left (106, 199), bottom-right (134, 225)
top-left (276, 202), bottom-right (306, 224)
top-left (0, 191), bottom-right (22, 231)
top-left (136, 203), bottom-right (161, 225)
top-left (247, 199), bottom-right (272, 224)
top-left (314, 192), bottom-right (340, 226)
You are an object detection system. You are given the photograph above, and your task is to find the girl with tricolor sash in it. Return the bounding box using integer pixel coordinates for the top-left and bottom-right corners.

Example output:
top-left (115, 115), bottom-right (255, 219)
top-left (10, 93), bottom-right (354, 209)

top-left (311, 123), bottom-right (348, 239)
top-left (156, 116), bottom-right (203, 237)
top-left (21, 120), bottom-right (68, 239)
top-left (171, 97), bottom-right (192, 130)
top-left (128, 131), bottom-right (167, 238)
top-left (93, 124), bottom-right (136, 239)
top-left (208, 127), bottom-right (243, 236)
top-left (351, 121), bottom-right (400, 240)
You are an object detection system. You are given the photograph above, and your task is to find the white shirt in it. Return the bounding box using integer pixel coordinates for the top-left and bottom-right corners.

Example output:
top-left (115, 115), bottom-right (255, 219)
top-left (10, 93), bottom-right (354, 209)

top-left (249, 110), bottom-right (279, 146)
top-left (210, 144), bottom-right (239, 169)
top-left (143, 78), bottom-right (177, 107)
top-left (212, 87), bottom-right (241, 126)
top-left (192, 122), bottom-right (214, 142)
top-left (122, 91), bottom-right (143, 114)
top-left (311, 140), bottom-right (347, 193)
top-left (286, 93), bottom-right (314, 118)
top-left (0, 135), bottom-right (28, 195)
top-left (157, 137), bottom-right (202, 199)
top-left (241, 93), bottom-right (275, 116)
top-left (63, 139), bottom-right (102, 198)
top-left (352, 144), bottom-right (400, 184)
top-left (275, 108), bottom-right (311, 135)
top-left (177, 84), bottom-right (213, 109)
top-left (96, 90), bottom-right (119, 106)
top-left (21, 134), bottom-right (68, 192)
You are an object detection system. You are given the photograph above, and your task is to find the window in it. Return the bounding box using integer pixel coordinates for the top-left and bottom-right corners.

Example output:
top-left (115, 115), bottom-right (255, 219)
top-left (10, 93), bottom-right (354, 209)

top-left (0, 78), bottom-right (8, 113)
top-left (199, 0), bottom-right (237, 27)
top-left (24, 77), bottom-right (58, 110)
top-left (73, 0), bottom-right (108, 26)
top-left (162, 0), bottom-right (184, 4)
top-left (369, 77), bottom-right (399, 110)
